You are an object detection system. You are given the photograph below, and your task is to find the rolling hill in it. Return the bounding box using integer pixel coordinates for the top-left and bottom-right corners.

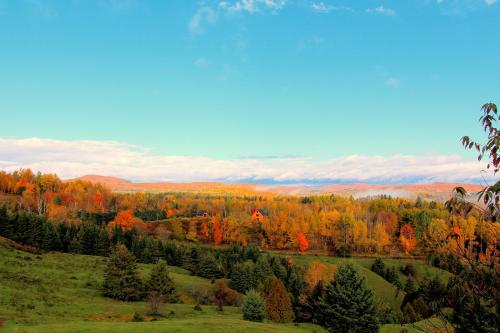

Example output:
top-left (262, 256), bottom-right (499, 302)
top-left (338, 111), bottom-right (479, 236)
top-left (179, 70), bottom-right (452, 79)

top-left (70, 175), bottom-right (483, 201)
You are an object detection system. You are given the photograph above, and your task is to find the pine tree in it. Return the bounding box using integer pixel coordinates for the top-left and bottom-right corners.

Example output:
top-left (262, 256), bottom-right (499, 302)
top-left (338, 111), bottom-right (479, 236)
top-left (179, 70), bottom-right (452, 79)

top-left (102, 244), bottom-right (143, 301)
top-left (403, 277), bottom-right (417, 295)
top-left (197, 253), bottom-right (223, 280)
top-left (146, 260), bottom-right (177, 303)
top-left (371, 258), bottom-right (385, 276)
top-left (261, 276), bottom-right (294, 323)
top-left (182, 247), bottom-right (201, 274)
top-left (68, 235), bottom-right (83, 254)
top-left (96, 227), bottom-right (110, 256)
top-left (254, 256), bottom-right (273, 282)
top-left (230, 261), bottom-right (257, 293)
top-left (242, 289), bottom-right (266, 322)
top-left (318, 264), bottom-right (379, 333)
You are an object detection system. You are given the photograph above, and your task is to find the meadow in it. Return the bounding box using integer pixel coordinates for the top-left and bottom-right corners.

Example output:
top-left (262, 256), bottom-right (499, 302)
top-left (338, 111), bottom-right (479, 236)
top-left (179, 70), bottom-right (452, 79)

top-left (0, 239), bottom-right (446, 333)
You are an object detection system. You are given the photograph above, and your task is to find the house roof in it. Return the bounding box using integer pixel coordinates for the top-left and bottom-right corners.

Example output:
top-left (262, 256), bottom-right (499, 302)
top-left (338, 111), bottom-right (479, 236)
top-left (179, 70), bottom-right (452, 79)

top-left (256, 209), bottom-right (268, 216)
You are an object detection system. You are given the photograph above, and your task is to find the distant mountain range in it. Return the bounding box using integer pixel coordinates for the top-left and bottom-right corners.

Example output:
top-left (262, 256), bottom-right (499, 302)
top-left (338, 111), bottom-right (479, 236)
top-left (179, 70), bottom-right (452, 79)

top-left (70, 175), bottom-right (484, 201)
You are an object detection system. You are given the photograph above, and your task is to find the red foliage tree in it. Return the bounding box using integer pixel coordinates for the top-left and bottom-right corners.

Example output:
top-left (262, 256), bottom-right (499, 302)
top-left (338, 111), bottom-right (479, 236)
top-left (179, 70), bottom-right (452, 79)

top-left (213, 218), bottom-right (223, 245)
top-left (297, 232), bottom-right (309, 252)
top-left (400, 224), bottom-right (416, 253)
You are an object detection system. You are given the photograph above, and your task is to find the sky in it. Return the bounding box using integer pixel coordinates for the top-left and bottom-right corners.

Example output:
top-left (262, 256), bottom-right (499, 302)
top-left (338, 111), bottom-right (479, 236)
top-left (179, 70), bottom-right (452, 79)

top-left (0, 0), bottom-right (499, 184)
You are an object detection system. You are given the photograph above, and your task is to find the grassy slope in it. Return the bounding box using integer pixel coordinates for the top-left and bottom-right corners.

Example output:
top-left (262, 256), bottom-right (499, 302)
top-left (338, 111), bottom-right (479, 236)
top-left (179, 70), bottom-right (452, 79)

top-left (289, 254), bottom-right (450, 311)
top-left (0, 244), bottom-right (446, 333)
top-left (0, 245), bottom-right (324, 333)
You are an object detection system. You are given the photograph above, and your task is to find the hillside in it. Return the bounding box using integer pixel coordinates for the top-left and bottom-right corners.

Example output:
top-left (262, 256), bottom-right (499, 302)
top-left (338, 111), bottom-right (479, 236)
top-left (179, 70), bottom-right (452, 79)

top-left (0, 244), bottom-right (324, 333)
top-left (0, 243), bottom-right (444, 333)
top-left (72, 175), bottom-right (483, 200)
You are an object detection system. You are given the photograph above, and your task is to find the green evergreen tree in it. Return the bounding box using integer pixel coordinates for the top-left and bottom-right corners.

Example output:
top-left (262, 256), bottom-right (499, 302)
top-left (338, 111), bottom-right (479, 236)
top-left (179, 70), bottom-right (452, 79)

top-left (182, 247), bottom-right (201, 274)
top-left (230, 261), bottom-right (257, 293)
top-left (96, 227), bottom-right (110, 256)
top-left (261, 276), bottom-right (294, 323)
top-left (198, 253), bottom-right (223, 280)
top-left (403, 277), bottom-right (417, 295)
top-left (371, 258), bottom-right (385, 276)
top-left (254, 255), bottom-right (273, 282)
top-left (68, 235), bottom-right (83, 253)
top-left (452, 291), bottom-right (499, 333)
top-left (146, 259), bottom-right (177, 303)
top-left (318, 264), bottom-right (379, 333)
top-left (102, 244), bottom-right (143, 301)
top-left (242, 289), bottom-right (266, 322)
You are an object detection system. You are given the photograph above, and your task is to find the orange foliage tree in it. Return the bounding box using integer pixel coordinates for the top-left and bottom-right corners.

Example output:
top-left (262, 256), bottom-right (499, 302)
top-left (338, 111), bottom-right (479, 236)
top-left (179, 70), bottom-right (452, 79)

top-left (109, 209), bottom-right (143, 231)
top-left (304, 260), bottom-right (336, 289)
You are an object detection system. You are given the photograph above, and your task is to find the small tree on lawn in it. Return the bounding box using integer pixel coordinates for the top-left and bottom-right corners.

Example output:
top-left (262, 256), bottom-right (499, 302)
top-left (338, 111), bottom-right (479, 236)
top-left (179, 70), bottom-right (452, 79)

top-left (242, 289), bottom-right (266, 322)
top-left (211, 279), bottom-right (236, 312)
top-left (261, 276), bottom-right (294, 323)
top-left (146, 259), bottom-right (177, 303)
top-left (318, 264), bottom-right (378, 333)
top-left (102, 244), bottom-right (143, 301)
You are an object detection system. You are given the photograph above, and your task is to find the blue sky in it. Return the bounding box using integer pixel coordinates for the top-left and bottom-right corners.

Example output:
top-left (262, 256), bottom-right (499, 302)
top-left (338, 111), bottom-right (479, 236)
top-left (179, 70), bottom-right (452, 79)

top-left (0, 0), bottom-right (498, 183)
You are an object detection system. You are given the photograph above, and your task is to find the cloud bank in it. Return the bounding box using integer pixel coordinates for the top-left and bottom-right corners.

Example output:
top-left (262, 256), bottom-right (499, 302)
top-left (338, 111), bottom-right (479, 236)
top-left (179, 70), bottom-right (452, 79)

top-left (0, 138), bottom-right (490, 184)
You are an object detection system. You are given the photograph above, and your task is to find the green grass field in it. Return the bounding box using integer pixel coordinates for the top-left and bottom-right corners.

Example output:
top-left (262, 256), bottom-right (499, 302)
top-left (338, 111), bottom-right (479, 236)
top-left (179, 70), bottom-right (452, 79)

top-left (0, 243), bottom-right (444, 332)
top-left (0, 244), bottom-right (326, 332)
top-left (288, 254), bottom-right (450, 311)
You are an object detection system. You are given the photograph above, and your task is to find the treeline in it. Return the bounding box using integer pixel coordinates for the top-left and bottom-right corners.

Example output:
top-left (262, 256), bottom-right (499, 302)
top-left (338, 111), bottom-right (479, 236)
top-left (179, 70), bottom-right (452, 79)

top-left (1, 168), bottom-right (497, 259)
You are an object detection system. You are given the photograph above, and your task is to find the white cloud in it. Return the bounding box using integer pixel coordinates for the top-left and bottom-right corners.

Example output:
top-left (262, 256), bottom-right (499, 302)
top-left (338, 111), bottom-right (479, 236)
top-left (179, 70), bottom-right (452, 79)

top-left (188, 6), bottom-right (217, 35)
top-left (367, 5), bottom-right (396, 16)
top-left (311, 2), bottom-right (335, 13)
top-left (485, 0), bottom-right (497, 6)
top-left (0, 137), bottom-right (490, 184)
top-left (386, 77), bottom-right (400, 87)
top-left (218, 0), bottom-right (286, 14)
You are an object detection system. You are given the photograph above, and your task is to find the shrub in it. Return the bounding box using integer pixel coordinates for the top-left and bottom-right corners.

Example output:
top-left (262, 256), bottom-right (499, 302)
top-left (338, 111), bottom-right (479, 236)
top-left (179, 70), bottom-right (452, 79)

top-left (400, 264), bottom-right (416, 278)
top-left (336, 245), bottom-right (352, 257)
top-left (131, 311), bottom-right (143, 322)
top-left (146, 291), bottom-right (164, 316)
top-left (242, 290), bottom-right (266, 322)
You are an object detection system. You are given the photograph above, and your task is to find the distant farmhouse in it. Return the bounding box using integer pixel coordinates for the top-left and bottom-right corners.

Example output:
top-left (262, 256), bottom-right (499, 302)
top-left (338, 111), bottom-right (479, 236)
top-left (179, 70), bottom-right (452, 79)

top-left (251, 209), bottom-right (267, 222)
top-left (196, 210), bottom-right (209, 218)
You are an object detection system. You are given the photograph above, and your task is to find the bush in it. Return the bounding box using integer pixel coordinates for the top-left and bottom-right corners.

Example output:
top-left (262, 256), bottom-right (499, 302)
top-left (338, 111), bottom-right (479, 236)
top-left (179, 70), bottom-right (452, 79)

top-left (242, 290), bottom-right (266, 322)
top-left (400, 264), bottom-right (416, 278)
top-left (189, 285), bottom-right (212, 305)
top-left (146, 291), bottom-right (164, 316)
top-left (336, 245), bottom-right (352, 258)
top-left (131, 311), bottom-right (143, 322)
